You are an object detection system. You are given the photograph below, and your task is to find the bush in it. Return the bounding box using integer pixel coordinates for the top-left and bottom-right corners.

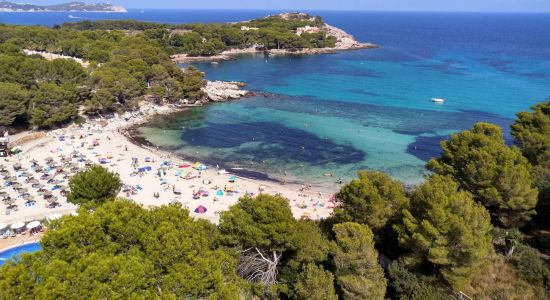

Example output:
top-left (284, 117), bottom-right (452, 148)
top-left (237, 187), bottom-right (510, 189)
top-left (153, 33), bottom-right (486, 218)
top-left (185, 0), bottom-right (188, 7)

top-left (514, 244), bottom-right (550, 289)
top-left (388, 261), bottom-right (448, 300)
top-left (67, 165), bottom-right (122, 205)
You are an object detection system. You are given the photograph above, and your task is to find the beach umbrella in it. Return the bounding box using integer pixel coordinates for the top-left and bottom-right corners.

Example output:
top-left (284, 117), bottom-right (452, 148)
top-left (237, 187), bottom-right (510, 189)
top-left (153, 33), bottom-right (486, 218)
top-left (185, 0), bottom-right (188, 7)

top-left (26, 221), bottom-right (41, 230)
top-left (1, 169), bottom-right (9, 174)
top-left (45, 157), bottom-right (53, 162)
top-left (10, 222), bottom-right (25, 230)
top-left (30, 159), bottom-right (38, 165)
top-left (11, 182), bottom-right (22, 188)
top-left (23, 195), bottom-right (34, 201)
top-left (47, 196), bottom-right (58, 204)
top-left (33, 184), bottom-right (44, 189)
top-left (229, 176), bottom-right (236, 182)
top-left (28, 178), bottom-right (39, 184)
top-left (51, 179), bottom-right (61, 185)
top-left (0, 223), bottom-right (7, 230)
top-left (43, 190), bottom-right (52, 196)
top-left (194, 205), bottom-right (207, 214)
top-left (0, 191), bottom-right (6, 195)
top-left (216, 189), bottom-right (224, 196)
top-left (17, 188), bottom-right (28, 194)
top-left (3, 199), bottom-right (15, 206)
top-left (13, 163), bottom-right (22, 170)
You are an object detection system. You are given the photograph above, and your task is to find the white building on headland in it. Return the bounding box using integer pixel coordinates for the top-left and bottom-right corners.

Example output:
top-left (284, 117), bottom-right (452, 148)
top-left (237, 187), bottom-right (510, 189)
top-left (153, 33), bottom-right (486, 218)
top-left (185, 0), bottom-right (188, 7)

top-left (296, 26), bottom-right (321, 36)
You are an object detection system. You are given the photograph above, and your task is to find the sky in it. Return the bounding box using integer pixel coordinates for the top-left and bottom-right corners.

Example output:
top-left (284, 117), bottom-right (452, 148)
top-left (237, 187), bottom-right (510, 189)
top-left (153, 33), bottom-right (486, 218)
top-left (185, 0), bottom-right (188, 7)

top-left (25, 0), bottom-right (550, 12)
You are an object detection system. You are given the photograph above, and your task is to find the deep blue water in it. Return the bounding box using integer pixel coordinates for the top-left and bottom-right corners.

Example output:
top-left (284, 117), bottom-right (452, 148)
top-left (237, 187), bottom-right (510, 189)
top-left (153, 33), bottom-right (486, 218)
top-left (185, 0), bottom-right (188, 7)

top-left (2, 10), bottom-right (549, 184)
top-left (0, 242), bottom-right (41, 266)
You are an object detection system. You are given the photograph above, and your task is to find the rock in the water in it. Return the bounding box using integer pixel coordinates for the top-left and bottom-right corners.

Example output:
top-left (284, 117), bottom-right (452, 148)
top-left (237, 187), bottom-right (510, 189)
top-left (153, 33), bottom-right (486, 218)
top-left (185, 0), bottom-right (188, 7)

top-left (202, 80), bottom-right (252, 102)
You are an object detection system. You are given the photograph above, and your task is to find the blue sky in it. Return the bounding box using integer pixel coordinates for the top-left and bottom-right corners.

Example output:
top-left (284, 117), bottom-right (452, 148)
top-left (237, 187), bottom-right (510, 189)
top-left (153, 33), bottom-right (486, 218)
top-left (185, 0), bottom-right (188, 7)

top-left (30, 0), bottom-right (550, 12)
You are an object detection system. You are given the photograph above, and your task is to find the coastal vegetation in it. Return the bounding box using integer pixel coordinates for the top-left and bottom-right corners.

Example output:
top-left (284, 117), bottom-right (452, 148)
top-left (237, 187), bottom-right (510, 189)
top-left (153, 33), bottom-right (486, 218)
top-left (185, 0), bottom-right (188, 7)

top-left (66, 165), bottom-right (122, 206)
top-left (1, 101), bottom-right (548, 299)
top-left (60, 14), bottom-right (337, 56)
top-left (0, 23), bottom-right (205, 129)
top-left (0, 13), bottom-right (340, 131)
top-left (0, 13), bottom-right (548, 300)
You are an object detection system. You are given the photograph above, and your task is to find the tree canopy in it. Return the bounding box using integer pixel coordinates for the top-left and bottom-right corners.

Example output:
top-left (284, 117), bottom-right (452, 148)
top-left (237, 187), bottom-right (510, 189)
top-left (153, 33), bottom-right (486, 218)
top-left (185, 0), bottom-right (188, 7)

top-left (0, 24), bottom-right (205, 129)
top-left (60, 13), bottom-right (335, 56)
top-left (512, 101), bottom-right (550, 165)
top-left (512, 101), bottom-right (550, 227)
top-left (334, 170), bottom-right (409, 232)
top-left (218, 194), bottom-right (331, 298)
top-left (333, 222), bottom-right (387, 300)
top-left (66, 165), bottom-right (122, 205)
top-left (295, 264), bottom-right (338, 300)
top-left (0, 200), bottom-right (241, 299)
top-left (394, 175), bottom-right (493, 290)
top-left (427, 122), bottom-right (538, 227)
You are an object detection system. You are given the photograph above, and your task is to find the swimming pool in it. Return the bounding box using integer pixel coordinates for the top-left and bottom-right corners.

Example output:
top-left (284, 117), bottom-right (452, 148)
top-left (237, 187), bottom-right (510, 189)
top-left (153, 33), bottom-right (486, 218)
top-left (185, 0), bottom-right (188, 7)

top-left (0, 242), bottom-right (42, 266)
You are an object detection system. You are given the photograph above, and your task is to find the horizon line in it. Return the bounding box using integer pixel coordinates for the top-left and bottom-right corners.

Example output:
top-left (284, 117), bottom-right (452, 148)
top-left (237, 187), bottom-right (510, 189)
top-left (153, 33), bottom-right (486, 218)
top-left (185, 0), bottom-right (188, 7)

top-left (121, 8), bottom-right (550, 14)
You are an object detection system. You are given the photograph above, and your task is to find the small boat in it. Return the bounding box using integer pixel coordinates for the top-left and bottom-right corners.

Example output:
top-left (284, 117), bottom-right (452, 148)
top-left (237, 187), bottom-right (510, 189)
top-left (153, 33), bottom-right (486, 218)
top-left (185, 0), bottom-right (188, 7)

top-left (431, 98), bottom-right (445, 103)
top-left (68, 15), bottom-right (81, 19)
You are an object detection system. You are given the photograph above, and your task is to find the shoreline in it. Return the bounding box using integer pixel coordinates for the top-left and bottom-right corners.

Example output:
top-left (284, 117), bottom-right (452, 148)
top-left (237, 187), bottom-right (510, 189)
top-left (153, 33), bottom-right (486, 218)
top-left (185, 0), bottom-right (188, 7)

top-left (0, 95), bottom-right (337, 225)
top-left (171, 44), bottom-right (378, 64)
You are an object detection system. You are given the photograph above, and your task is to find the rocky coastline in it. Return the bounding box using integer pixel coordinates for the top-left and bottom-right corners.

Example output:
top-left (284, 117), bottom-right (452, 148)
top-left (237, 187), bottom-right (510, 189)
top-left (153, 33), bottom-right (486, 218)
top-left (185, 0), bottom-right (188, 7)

top-left (98, 80), bottom-right (253, 132)
top-left (171, 17), bottom-right (377, 64)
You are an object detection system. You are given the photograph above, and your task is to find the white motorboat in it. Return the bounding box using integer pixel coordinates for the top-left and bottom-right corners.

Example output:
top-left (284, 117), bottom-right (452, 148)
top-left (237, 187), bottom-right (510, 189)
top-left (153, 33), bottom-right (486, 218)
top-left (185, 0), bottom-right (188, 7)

top-left (431, 98), bottom-right (445, 103)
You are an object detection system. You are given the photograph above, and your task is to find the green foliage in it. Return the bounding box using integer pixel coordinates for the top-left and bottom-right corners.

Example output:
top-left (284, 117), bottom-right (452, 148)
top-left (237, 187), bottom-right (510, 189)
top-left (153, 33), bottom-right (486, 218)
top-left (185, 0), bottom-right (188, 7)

top-left (219, 195), bottom-right (331, 298)
top-left (66, 165), bottom-right (122, 205)
top-left (60, 13), bottom-right (336, 56)
top-left (0, 82), bottom-right (28, 127)
top-left (219, 194), bottom-right (297, 252)
top-left (29, 82), bottom-right (78, 128)
top-left (388, 261), bottom-right (449, 300)
top-left (512, 101), bottom-right (550, 227)
top-left (333, 222), bottom-right (387, 300)
top-left (0, 200), bottom-right (241, 299)
top-left (334, 170), bottom-right (409, 232)
top-left (427, 122), bottom-right (538, 227)
top-left (512, 101), bottom-right (550, 165)
top-left (513, 244), bottom-right (550, 290)
top-left (295, 264), bottom-right (338, 300)
top-left (394, 175), bottom-right (493, 290)
top-left (0, 24), bottom-right (206, 128)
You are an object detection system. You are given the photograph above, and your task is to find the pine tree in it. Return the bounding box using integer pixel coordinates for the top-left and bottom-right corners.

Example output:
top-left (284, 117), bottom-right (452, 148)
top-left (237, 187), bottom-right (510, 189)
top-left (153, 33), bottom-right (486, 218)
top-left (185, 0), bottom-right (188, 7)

top-left (334, 170), bottom-right (409, 232)
top-left (394, 175), bottom-right (493, 290)
top-left (427, 122), bottom-right (538, 227)
top-left (333, 222), bottom-right (387, 300)
top-left (67, 165), bottom-right (122, 205)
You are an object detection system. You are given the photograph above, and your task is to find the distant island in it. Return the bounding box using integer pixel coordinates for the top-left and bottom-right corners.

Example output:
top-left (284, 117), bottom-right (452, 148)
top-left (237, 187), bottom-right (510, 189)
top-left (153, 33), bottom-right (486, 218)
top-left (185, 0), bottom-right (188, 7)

top-left (0, 1), bottom-right (127, 12)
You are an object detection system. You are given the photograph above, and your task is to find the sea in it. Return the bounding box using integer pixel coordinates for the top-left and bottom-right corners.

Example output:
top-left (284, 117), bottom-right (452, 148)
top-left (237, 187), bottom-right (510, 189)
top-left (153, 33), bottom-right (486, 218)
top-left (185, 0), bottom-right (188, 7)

top-left (2, 10), bottom-right (549, 185)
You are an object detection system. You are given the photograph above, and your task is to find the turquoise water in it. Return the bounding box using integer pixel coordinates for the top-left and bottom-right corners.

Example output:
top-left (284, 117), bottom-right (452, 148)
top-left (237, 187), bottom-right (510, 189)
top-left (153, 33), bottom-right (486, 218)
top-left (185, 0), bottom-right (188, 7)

top-left (10, 11), bottom-right (541, 185)
top-left (138, 13), bottom-right (550, 185)
top-left (2, 11), bottom-right (548, 184)
top-left (0, 242), bottom-right (41, 266)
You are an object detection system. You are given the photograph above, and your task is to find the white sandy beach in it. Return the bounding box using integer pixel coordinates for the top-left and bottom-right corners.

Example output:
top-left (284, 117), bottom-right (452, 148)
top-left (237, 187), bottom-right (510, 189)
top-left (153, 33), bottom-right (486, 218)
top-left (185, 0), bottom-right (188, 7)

top-left (0, 108), bottom-right (338, 226)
